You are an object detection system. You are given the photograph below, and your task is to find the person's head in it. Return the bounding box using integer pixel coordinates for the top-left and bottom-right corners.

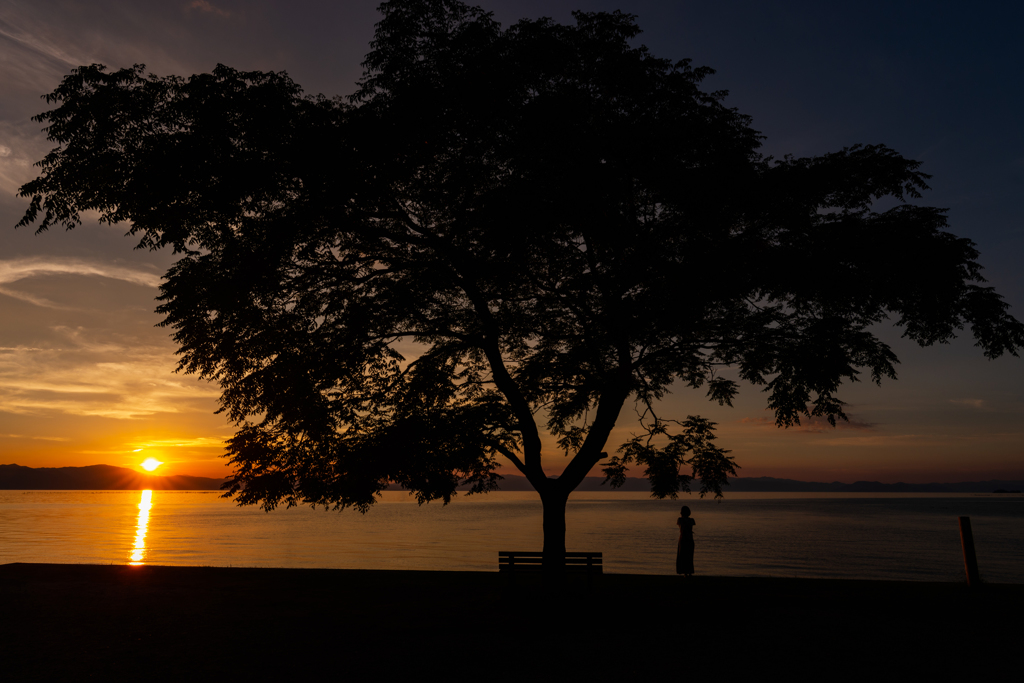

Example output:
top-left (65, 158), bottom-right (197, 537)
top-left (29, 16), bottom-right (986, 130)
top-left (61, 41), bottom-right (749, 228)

top-left (680, 506), bottom-right (691, 518)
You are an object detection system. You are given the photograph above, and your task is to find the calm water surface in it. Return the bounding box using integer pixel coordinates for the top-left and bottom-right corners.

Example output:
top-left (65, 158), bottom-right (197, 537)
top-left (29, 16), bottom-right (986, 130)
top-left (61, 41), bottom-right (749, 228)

top-left (1, 490), bottom-right (1022, 582)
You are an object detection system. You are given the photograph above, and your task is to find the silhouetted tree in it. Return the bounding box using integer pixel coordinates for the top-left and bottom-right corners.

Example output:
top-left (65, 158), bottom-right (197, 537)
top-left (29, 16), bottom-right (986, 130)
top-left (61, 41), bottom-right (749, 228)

top-left (18, 0), bottom-right (1024, 569)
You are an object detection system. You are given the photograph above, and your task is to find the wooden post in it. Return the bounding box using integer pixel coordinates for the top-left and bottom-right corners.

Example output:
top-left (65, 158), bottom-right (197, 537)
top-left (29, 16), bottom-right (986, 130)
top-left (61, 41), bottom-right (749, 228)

top-left (958, 516), bottom-right (980, 587)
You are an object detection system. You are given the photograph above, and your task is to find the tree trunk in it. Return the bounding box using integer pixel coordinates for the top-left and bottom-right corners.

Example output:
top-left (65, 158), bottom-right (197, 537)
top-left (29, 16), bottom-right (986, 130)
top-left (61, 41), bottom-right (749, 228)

top-left (540, 485), bottom-right (569, 573)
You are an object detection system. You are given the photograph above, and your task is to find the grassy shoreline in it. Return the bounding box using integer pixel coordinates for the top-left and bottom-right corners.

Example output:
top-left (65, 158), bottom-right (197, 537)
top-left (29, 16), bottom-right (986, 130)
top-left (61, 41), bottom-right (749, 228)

top-left (3, 562), bottom-right (1020, 680)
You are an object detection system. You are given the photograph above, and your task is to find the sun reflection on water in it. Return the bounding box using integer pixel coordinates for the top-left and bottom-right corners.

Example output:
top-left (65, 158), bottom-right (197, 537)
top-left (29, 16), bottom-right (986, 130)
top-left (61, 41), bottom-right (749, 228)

top-left (129, 489), bottom-right (153, 565)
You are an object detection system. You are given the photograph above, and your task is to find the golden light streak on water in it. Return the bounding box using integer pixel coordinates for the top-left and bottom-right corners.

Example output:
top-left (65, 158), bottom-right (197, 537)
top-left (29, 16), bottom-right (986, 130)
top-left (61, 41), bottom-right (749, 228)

top-left (129, 490), bottom-right (152, 565)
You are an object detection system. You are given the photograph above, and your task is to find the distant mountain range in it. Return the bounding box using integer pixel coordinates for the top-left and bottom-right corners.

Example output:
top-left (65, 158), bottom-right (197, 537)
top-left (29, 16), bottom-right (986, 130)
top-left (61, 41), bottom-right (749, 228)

top-left (722, 476), bottom-right (1024, 494)
top-left (481, 474), bottom-right (1024, 494)
top-left (2, 464), bottom-right (1021, 493)
top-left (0, 464), bottom-right (227, 490)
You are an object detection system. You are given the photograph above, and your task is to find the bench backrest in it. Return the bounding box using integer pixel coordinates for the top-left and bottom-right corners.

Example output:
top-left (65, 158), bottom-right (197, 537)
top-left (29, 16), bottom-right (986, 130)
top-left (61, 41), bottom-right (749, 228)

top-left (498, 551), bottom-right (603, 573)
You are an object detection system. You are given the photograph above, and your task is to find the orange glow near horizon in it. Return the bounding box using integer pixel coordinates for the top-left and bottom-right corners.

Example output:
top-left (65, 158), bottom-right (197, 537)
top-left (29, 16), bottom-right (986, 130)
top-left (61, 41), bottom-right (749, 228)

top-left (129, 489), bottom-right (153, 565)
top-left (140, 458), bottom-right (163, 472)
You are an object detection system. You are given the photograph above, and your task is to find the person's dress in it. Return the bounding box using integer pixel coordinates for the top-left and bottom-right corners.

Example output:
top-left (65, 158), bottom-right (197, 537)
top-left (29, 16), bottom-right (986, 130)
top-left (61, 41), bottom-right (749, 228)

top-left (676, 517), bottom-right (695, 575)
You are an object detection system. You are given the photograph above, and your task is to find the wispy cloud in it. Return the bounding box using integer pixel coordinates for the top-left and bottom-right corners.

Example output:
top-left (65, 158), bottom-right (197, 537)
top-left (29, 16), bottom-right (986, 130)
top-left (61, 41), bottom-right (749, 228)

top-left (0, 433), bottom-right (70, 441)
top-left (0, 330), bottom-right (219, 419)
top-left (186, 1), bottom-right (231, 18)
top-left (0, 286), bottom-right (64, 309)
top-left (0, 17), bottom-right (87, 69)
top-left (80, 435), bottom-right (231, 464)
top-left (0, 12), bottom-right (93, 132)
top-left (950, 398), bottom-right (986, 409)
top-left (0, 257), bottom-right (162, 288)
top-left (814, 433), bottom-right (934, 447)
top-left (740, 415), bottom-right (876, 433)
top-left (133, 436), bottom-right (229, 449)
top-left (0, 257), bottom-right (163, 307)
top-left (0, 120), bottom-right (47, 197)
top-left (128, 435), bottom-right (231, 462)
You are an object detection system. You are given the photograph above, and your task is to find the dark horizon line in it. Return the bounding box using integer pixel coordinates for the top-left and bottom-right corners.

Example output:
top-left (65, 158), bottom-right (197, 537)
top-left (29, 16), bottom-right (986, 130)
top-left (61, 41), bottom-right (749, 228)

top-left (2, 464), bottom-right (1022, 494)
top-left (474, 474), bottom-right (1024, 493)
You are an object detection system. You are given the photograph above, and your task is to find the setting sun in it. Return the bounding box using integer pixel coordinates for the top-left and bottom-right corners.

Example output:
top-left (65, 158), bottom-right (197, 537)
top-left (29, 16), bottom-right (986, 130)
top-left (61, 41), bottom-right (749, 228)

top-left (140, 458), bottom-right (163, 472)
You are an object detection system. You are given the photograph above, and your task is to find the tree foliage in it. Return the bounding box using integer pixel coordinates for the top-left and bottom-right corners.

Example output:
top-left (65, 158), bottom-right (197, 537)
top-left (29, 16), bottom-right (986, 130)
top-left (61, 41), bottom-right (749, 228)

top-left (17, 0), bottom-right (1024, 532)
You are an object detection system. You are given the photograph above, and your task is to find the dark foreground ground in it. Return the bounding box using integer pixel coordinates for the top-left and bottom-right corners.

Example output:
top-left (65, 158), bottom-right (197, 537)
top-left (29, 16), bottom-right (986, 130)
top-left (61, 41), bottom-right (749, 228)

top-left (2, 563), bottom-right (1020, 681)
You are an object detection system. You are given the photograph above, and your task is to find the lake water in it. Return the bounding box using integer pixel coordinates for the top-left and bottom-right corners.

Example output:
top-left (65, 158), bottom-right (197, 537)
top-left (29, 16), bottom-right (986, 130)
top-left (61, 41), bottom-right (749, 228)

top-left (1, 490), bottom-right (1022, 583)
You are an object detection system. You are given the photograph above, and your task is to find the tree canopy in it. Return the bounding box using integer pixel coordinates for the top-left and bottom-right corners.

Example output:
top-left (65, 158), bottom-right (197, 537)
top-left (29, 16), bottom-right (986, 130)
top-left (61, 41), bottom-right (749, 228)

top-left (17, 0), bottom-right (1024, 558)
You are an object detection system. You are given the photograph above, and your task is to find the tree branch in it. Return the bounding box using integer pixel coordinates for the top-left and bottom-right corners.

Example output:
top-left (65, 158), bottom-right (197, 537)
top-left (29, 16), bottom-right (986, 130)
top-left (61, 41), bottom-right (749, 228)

top-left (494, 444), bottom-right (528, 476)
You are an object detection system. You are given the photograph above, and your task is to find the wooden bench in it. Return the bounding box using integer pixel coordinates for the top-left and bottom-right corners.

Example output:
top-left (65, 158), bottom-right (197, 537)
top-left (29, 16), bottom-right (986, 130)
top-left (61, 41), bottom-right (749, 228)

top-left (498, 551), bottom-right (603, 573)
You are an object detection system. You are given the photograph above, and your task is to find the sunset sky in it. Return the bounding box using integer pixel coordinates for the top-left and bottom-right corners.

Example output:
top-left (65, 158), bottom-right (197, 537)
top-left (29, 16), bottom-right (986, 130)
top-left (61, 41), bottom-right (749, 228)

top-left (1, 0), bottom-right (1022, 483)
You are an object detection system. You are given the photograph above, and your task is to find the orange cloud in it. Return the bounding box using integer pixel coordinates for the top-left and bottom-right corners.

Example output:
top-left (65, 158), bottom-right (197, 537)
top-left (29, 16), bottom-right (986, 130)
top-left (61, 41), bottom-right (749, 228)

top-left (0, 328), bottom-right (219, 420)
top-left (0, 433), bottom-right (70, 441)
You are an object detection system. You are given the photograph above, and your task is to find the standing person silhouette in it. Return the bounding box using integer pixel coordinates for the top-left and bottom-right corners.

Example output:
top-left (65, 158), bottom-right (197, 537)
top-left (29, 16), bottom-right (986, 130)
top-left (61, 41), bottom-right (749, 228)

top-left (676, 506), bottom-right (695, 576)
